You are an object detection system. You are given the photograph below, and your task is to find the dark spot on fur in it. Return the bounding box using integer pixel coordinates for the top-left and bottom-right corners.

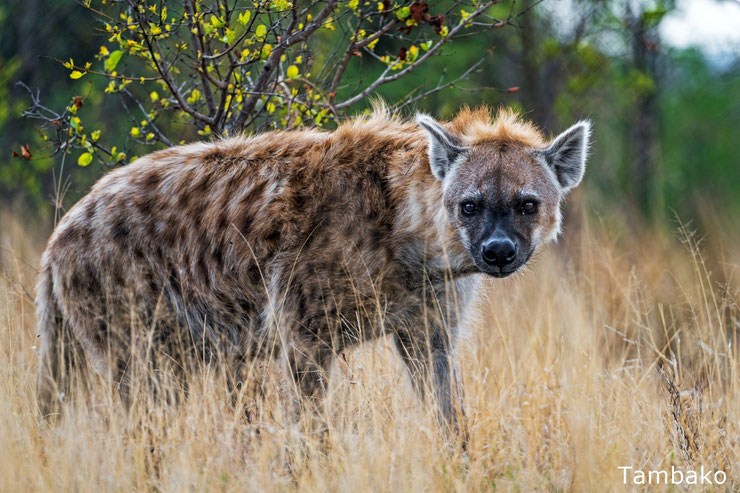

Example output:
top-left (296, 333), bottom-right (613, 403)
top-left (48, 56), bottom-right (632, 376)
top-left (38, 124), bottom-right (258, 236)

top-left (111, 265), bottom-right (124, 287)
top-left (216, 211), bottom-right (230, 232)
top-left (91, 320), bottom-right (109, 347)
top-left (265, 229), bottom-right (281, 245)
top-left (247, 265), bottom-right (260, 284)
top-left (89, 267), bottom-right (102, 293)
top-left (53, 225), bottom-right (80, 249)
top-left (167, 265), bottom-right (181, 297)
top-left (84, 199), bottom-right (97, 221)
top-left (212, 245), bottom-right (224, 270)
top-left (139, 170), bottom-right (162, 190)
top-left (161, 221), bottom-right (178, 248)
top-left (111, 216), bottom-right (130, 243)
top-left (240, 215), bottom-right (253, 236)
top-left (205, 150), bottom-right (224, 164)
top-left (135, 196), bottom-right (156, 218)
top-left (193, 171), bottom-right (215, 195)
top-left (70, 271), bottom-right (82, 290)
top-left (197, 256), bottom-right (210, 288)
top-left (236, 296), bottom-right (252, 314)
top-left (146, 273), bottom-right (158, 294)
top-left (370, 229), bottom-right (385, 251)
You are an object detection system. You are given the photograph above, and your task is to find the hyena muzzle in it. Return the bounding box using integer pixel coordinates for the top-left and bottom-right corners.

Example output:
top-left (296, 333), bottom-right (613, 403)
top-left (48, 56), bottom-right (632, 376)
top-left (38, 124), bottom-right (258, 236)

top-left (36, 106), bottom-right (590, 432)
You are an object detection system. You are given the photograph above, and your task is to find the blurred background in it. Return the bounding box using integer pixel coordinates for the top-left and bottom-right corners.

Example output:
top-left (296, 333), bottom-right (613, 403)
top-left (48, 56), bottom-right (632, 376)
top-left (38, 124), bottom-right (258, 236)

top-left (0, 0), bottom-right (738, 232)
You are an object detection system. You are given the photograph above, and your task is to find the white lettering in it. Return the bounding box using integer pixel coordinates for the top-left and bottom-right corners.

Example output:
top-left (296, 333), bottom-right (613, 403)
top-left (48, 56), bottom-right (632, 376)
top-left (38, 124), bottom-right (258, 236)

top-left (699, 466), bottom-right (713, 485)
top-left (686, 470), bottom-right (697, 485)
top-left (649, 470), bottom-right (667, 484)
top-left (634, 470), bottom-right (645, 485)
top-left (715, 471), bottom-right (727, 485)
top-left (618, 466), bottom-right (632, 484)
top-left (672, 466), bottom-right (684, 484)
top-left (620, 466), bottom-right (726, 485)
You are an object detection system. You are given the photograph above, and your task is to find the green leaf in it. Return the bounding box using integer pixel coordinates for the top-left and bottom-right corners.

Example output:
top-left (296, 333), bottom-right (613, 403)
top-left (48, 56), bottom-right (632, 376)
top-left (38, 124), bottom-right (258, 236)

top-left (641, 6), bottom-right (668, 27)
top-left (78, 152), bottom-right (93, 167)
top-left (187, 89), bottom-right (201, 104)
top-left (395, 6), bottom-right (410, 20)
top-left (105, 50), bottom-right (123, 72)
top-left (224, 28), bottom-right (236, 45)
top-left (238, 11), bottom-right (251, 27)
top-left (255, 25), bottom-right (267, 40)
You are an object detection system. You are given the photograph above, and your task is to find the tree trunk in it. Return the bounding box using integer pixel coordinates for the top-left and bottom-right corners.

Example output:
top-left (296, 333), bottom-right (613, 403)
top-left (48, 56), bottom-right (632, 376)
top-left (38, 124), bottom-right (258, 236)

top-left (627, 6), bottom-right (661, 216)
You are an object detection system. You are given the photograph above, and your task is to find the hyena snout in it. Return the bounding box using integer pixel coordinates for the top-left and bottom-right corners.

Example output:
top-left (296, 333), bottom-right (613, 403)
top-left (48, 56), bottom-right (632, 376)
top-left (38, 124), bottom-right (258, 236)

top-left (481, 236), bottom-right (517, 268)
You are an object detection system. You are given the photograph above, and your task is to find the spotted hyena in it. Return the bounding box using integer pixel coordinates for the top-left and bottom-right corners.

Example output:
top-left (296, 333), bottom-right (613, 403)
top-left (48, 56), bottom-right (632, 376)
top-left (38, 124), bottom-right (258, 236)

top-left (37, 106), bottom-right (590, 428)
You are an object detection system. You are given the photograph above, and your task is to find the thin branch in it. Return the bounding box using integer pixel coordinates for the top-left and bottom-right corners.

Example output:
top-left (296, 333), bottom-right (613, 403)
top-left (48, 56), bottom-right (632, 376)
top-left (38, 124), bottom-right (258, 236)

top-left (41, 56), bottom-right (162, 82)
top-left (334, 0), bottom-right (498, 110)
top-left (184, 0), bottom-right (218, 114)
top-left (328, 18), bottom-right (399, 108)
top-left (394, 57), bottom-right (486, 112)
top-left (233, 0), bottom-right (338, 131)
top-left (129, 1), bottom-right (213, 125)
top-left (121, 88), bottom-right (174, 146)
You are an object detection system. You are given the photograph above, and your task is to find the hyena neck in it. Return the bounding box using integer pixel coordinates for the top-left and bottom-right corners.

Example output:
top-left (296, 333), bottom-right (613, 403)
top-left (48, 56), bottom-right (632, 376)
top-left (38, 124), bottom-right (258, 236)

top-left (390, 157), bottom-right (475, 282)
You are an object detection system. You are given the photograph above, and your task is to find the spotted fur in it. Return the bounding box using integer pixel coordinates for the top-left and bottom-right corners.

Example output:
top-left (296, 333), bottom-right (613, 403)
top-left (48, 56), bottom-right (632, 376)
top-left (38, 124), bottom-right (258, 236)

top-left (37, 105), bottom-right (590, 430)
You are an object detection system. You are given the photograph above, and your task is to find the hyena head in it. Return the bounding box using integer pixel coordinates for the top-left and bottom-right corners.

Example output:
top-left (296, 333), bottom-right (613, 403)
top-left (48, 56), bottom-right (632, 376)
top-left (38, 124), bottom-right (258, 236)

top-left (417, 109), bottom-right (591, 278)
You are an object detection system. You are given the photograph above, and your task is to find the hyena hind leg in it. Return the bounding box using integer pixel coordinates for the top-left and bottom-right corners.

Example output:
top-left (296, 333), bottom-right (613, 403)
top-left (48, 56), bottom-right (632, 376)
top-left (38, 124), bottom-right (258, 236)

top-left (37, 316), bottom-right (89, 421)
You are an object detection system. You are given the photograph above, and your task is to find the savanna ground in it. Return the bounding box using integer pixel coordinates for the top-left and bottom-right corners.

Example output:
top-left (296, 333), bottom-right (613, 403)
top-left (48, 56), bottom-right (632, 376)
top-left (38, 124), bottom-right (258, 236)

top-left (1, 203), bottom-right (738, 492)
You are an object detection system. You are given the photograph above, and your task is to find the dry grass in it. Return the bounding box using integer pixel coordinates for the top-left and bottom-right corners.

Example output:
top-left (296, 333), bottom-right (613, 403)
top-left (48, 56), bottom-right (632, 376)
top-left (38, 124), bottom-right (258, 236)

top-left (1, 209), bottom-right (738, 492)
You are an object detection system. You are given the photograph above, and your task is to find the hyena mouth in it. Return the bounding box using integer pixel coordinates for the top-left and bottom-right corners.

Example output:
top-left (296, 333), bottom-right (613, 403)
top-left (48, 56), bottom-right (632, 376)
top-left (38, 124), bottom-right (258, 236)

top-left (472, 262), bottom-right (518, 278)
top-left (480, 250), bottom-right (533, 278)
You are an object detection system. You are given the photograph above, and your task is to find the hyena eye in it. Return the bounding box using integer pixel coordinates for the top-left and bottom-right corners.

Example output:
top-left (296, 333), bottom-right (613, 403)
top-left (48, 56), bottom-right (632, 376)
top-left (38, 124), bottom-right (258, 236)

top-left (461, 202), bottom-right (477, 216)
top-left (521, 201), bottom-right (538, 214)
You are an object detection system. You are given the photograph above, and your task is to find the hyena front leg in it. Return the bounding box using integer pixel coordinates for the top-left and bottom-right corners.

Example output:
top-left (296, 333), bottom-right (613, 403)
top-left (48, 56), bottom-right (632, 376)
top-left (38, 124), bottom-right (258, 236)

top-left (394, 325), bottom-right (467, 440)
top-left (286, 343), bottom-right (334, 399)
top-left (270, 318), bottom-right (333, 400)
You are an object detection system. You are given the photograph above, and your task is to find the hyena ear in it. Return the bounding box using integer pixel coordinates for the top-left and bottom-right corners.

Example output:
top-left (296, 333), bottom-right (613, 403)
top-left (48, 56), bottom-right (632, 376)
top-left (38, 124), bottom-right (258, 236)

top-left (535, 120), bottom-right (591, 192)
top-left (416, 113), bottom-right (466, 180)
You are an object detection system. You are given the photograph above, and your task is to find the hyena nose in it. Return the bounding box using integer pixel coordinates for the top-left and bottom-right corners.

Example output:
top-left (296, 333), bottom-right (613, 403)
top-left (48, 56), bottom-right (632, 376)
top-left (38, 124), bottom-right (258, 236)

top-left (481, 238), bottom-right (517, 267)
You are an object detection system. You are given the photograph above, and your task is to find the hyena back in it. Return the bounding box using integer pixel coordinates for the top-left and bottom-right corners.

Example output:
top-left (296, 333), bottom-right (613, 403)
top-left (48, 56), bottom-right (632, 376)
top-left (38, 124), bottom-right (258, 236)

top-left (37, 106), bottom-right (590, 427)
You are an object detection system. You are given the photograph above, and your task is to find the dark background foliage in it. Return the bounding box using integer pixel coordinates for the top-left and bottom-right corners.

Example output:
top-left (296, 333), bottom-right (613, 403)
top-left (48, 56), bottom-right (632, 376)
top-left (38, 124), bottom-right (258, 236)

top-left (1, 0), bottom-right (738, 232)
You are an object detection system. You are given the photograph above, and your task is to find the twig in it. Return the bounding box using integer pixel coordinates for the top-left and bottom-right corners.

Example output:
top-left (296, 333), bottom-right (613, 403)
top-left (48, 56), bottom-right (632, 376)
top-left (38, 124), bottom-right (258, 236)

top-left (394, 57), bottom-right (486, 112)
top-left (334, 0), bottom-right (498, 110)
top-left (121, 88), bottom-right (174, 146)
top-left (327, 18), bottom-right (399, 109)
top-left (233, 0), bottom-right (338, 131)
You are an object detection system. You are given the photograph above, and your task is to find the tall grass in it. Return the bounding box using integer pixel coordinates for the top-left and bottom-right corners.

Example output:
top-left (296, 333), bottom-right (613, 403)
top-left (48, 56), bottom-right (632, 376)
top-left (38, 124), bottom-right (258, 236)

top-left (0, 209), bottom-right (737, 491)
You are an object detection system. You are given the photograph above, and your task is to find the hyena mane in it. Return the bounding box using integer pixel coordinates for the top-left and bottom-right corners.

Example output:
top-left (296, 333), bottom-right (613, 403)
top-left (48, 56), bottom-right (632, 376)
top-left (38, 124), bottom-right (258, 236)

top-left (37, 105), bottom-right (590, 431)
